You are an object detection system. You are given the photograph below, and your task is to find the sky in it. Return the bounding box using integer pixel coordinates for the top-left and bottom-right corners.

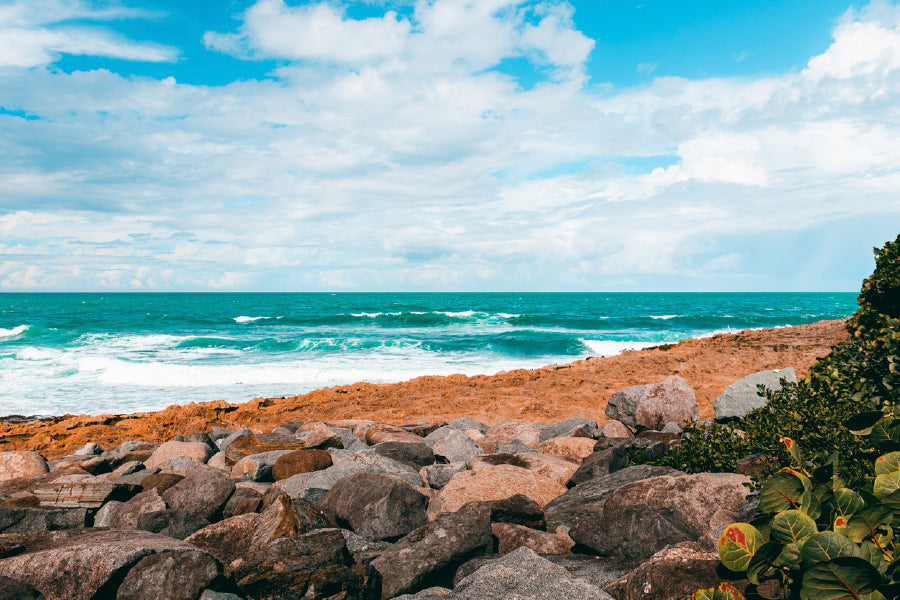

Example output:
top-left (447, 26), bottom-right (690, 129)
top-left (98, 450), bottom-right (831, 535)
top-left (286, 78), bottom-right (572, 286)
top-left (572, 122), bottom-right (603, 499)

top-left (1, 0), bottom-right (899, 292)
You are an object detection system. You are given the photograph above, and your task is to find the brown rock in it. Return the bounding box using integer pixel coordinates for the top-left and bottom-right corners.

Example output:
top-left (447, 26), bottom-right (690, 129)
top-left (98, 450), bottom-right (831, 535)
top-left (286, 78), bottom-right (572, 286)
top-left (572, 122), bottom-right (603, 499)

top-left (0, 452), bottom-right (48, 482)
top-left (492, 522), bottom-right (574, 555)
top-left (365, 424), bottom-right (424, 445)
top-left (223, 434), bottom-right (304, 465)
top-left (115, 549), bottom-right (221, 600)
top-left (479, 420), bottom-right (542, 454)
top-left (141, 472), bottom-right (184, 494)
top-left (272, 449), bottom-right (333, 480)
top-left (598, 420), bottom-right (633, 438)
top-left (0, 575), bottom-right (43, 600)
top-left (537, 437), bottom-right (597, 461)
top-left (144, 441), bottom-right (214, 470)
top-left (161, 467), bottom-right (235, 520)
top-left (303, 425), bottom-right (344, 449)
top-left (110, 488), bottom-right (168, 530)
top-left (429, 465), bottom-right (566, 518)
top-left (469, 453), bottom-right (579, 486)
top-left (221, 486), bottom-right (262, 519)
top-left (185, 513), bottom-right (258, 573)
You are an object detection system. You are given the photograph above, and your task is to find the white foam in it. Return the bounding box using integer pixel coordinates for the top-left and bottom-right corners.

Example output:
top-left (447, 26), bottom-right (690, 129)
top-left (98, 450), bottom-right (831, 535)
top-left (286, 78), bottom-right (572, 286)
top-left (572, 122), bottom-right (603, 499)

top-left (234, 316), bottom-right (271, 323)
top-left (497, 313), bottom-right (521, 318)
top-left (16, 347), bottom-right (59, 361)
top-left (0, 325), bottom-right (29, 340)
top-left (650, 315), bottom-right (678, 320)
top-left (443, 311), bottom-right (476, 317)
top-left (581, 339), bottom-right (660, 357)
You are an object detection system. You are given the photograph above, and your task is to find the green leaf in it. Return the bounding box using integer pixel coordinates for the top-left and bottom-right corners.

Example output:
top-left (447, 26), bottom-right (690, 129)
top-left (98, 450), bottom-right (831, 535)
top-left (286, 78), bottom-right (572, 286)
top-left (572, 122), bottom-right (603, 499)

top-left (835, 506), bottom-right (893, 543)
top-left (771, 510), bottom-right (818, 545)
top-left (760, 471), bottom-right (806, 513)
top-left (777, 540), bottom-right (803, 569)
top-left (873, 471), bottom-right (900, 499)
top-left (801, 489), bottom-right (823, 519)
top-left (801, 557), bottom-right (882, 600)
top-left (833, 488), bottom-right (865, 520)
top-left (800, 532), bottom-right (860, 568)
top-left (846, 411), bottom-right (887, 433)
top-left (747, 541), bottom-right (783, 585)
top-left (692, 583), bottom-right (747, 600)
top-left (871, 418), bottom-right (900, 450)
top-left (781, 436), bottom-right (802, 466)
top-left (718, 522), bottom-right (764, 572)
top-left (858, 540), bottom-right (885, 574)
top-left (874, 451), bottom-right (900, 476)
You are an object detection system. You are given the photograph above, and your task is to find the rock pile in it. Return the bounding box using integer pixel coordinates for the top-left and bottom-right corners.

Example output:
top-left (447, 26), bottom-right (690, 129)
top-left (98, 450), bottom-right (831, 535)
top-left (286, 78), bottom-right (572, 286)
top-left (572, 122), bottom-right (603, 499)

top-left (0, 374), bottom-right (769, 599)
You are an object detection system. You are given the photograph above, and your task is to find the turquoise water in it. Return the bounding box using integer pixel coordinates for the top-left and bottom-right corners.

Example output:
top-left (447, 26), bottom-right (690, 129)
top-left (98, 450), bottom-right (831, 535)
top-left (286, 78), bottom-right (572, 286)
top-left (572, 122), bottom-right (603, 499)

top-left (0, 293), bottom-right (857, 417)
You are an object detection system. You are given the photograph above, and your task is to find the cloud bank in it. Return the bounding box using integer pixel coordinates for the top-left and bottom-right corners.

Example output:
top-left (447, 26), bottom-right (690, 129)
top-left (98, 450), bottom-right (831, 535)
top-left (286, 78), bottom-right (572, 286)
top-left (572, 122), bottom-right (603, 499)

top-left (0, 0), bottom-right (898, 291)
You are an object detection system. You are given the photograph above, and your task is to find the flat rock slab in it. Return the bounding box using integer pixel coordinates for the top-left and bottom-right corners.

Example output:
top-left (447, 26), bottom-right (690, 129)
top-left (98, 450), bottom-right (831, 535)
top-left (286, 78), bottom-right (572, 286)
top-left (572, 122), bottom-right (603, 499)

top-left (0, 529), bottom-right (216, 600)
top-left (33, 479), bottom-right (137, 509)
top-left (0, 506), bottom-right (89, 533)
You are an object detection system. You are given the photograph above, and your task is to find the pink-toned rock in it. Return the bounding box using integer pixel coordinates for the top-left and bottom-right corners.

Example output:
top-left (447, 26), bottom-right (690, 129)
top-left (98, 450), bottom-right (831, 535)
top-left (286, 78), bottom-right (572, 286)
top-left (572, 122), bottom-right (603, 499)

top-left (110, 489), bottom-right (168, 530)
top-left (429, 465), bottom-right (566, 518)
top-left (605, 376), bottom-right (698, 431)
top-left (144, 441), bottom-right (214, 470)
top-left (302, 425), bottom-right (343, 450)
top-left (185, 513), bottom-right (258, 574)
top-left (479, 420), bottom-right (542, 454)
top-left (603, 472), bottom-right (750, 538)
top-left (470, 453), bottom-right (579, 486)
top-left (33, 476), bottom-right (132, 509)
top-left (598, 420), bottom-right (633, 438)
top-left (365, 424), bottom-right (424, 445)
top-left (538, 437), bottom-right (597, 461)
top-left (492, 522), bottom-right (575, 555)
top-left (0, 452), bottom-right (48, 482)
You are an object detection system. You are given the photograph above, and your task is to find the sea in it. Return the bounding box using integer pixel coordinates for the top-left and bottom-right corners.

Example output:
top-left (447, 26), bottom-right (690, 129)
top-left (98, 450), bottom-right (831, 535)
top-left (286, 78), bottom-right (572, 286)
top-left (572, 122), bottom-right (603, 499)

top-left (0, 292), bottom-right (857, 417)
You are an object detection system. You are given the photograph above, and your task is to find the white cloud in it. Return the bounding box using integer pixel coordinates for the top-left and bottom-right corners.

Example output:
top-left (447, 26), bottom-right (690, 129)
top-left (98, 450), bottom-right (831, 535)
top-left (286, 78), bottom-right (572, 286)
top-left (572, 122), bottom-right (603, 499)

top-left (0, 0), bottom-right (177, 67)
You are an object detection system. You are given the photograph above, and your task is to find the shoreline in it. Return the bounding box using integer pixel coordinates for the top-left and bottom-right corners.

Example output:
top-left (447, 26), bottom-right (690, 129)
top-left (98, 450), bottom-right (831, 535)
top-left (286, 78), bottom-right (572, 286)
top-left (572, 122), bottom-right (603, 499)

top-left (0, 319), bottom-right (849, 459)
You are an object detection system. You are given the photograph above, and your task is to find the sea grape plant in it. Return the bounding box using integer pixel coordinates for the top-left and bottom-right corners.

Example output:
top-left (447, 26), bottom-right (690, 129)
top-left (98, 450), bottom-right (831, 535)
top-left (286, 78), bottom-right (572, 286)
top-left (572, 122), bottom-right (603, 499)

top-left (695, 435), bottom-right (900, 600)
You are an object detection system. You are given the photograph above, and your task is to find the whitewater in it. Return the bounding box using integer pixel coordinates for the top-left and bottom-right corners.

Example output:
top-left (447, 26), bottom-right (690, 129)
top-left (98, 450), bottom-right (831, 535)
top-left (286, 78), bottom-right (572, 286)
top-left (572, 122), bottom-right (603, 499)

top-left (0, 292), bottom-right (856, 416)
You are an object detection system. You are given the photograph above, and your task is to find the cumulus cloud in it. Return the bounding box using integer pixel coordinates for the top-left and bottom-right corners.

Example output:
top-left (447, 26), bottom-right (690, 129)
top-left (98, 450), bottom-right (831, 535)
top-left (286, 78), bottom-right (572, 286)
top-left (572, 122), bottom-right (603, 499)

top-left (0, 1), bottom-right (899, 290)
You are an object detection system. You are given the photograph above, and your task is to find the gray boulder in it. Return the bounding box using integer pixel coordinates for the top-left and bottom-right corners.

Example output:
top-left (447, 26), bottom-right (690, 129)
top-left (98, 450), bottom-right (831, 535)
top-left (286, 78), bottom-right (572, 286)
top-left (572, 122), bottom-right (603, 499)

top-left (293, 451), bottom-right (423, 503)
top-left (430, 429), bottom-right (484, 464)
top-left (161, 467), bottom-right (235, 520)
top-left (713, 367), bottom-right (797, 420)
top-left (114, 548), bottom-right (221, 600)
top-left (396, 547), bottom-right (612, 599)
top-left (539, 418), bottom-right (597, 442)
top-left (0, 506), bottom-right (90, 533)
top-left (565, 446), bottom-right (629, 488)
top-left (605, 376), bottom-right (698, 431)
top-left (136, 509), bottom-right (211, 540)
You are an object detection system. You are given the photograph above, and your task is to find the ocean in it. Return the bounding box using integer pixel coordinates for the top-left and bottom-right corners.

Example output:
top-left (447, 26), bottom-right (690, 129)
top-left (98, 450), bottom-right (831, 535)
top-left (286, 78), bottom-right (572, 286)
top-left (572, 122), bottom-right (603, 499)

top-left (0, 292), bottom-right (857, 417)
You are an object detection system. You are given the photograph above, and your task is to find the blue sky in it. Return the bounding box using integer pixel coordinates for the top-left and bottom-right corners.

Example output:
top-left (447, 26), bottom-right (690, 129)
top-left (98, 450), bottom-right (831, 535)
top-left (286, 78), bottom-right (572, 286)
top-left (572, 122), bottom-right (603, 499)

top-left (1, 0), bottom-right (899, 291)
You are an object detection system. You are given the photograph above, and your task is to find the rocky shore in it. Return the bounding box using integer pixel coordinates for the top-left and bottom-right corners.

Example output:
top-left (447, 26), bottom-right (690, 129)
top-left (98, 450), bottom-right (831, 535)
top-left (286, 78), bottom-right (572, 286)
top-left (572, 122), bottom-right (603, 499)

top-left (0, 360), bottom-right (805, 599)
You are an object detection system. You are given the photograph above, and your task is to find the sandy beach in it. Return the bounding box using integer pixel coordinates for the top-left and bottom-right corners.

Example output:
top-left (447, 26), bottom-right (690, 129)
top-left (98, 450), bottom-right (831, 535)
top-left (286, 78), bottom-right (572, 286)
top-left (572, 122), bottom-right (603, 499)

top-left (0, 319), bottom-right (848, 459)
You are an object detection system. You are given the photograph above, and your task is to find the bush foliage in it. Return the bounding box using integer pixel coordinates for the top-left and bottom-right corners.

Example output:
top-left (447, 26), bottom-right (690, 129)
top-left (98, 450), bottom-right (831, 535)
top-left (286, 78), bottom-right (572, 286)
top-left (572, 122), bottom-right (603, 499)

top-left (652, 234), bottom-right (900, 483)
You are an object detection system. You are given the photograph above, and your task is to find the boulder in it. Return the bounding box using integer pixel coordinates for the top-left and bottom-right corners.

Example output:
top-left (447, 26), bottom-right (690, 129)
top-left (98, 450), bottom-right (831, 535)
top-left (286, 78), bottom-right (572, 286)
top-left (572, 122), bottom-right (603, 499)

top-left (215, 429), bottom-right (252, 453)
top-left (713, 367), bottom-right (797, 420)
top-left (230, 449), bottom-right (294, 482)
top-left (94, 500), bottom-right (121, 527)
top-left (538, 437), bottom-right (597, 462)
top-left (571, 503), bottom-right (699, 560)
top-left (110, 489), bottom-right (168, 530)
top-left (318, 473), bottom-right (429, 541)
top-left (604, 543), bottom-right (746, 600)
top-left (469, 453), bottom-right (579, 486)
top-left (247, 493), bottom-right (333, 553)
top-left (221, 486), bottom-right (262, 519)
top-left (365, 424), bottom-right (424, 445)
top-left (0, 506), bottom-right (89, 533)
top-left (302, 425), bottom-right (345, 450)
top-left (370, 442), bottom-right (435, 468)
top-left (0, 575), bottom-right (43, 600)
top-left (566, 446), bottom-right (629, 488)
top-left (161, 467), bottom-right (235, 520)
top-left (271, 449), bottom-right (333, 480)
top-left (544, 465), bottom-right (683, 533)
top-left (136, 509), bottom-right (211, 540)
top-left (0, 452), bottom-right (48, 482)
top-left (74, 442), bottom-right (103, 456)
top-left (596, 421), bottom-right (632, 439)
top-left (33, 477), bottom-right (138, 509)
top-left (232, 528), bottom-right (380, 600)
top-left (478, 494), bottom-right (546, 530)
top-left (454, 553), bottom-right (634, 592)
top-left (223, 434), bottom-right (304, 465)
top-left (115, 548), bottom-right (221, 600)
top-left (429, 465), bottom-right (566, 518)
top-left (395, 547), bottom-right (611, 600)
top-left (492, 523), bottom-right (574, 554)
top-left (430, 430), bottom-right (483, 465)
top-left (371, 502), bottom-right (493, 599)
top-left (605, 376), bottom-right (697, 431)
top-left (144, 441), bottom-right (214, 470)
top-left (141, 472), bottom-right (184, 494)
top-left (0, 528), bottom-right (216, 600)
top-left (539, 417), bottom-right (597, 442)
top-left (155, 456), bottom-right (206, 475)
top-left (293, 451), bottom-right (423, 503)
top-left (447, 417), bottom-right (488, 434)
top-left (421, 462), bottom-right (467, 489)
top-left (479, 420), bottom-right (542, 454)
top-left (495, 441), bottom-right (541, 454)
top-left (185, 513), bottom-right (258, 573)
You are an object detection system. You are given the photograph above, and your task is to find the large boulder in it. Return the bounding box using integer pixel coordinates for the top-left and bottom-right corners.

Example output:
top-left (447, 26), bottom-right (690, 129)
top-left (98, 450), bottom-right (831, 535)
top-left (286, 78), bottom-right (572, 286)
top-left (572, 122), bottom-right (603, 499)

top-left (144, 441), bottom-right (214, 470)
top-left (110, 489), bottom-right (168, 530)
top-left (318, 473), bottom-right (429, 542)
top-left (271, 449), bottom-right (333, 480)
top-left (247, 493), bottom-right (334, 553)
top-left (291, 451), bottom-right (423, 503)
top-left (223, 434), bottom-right (304, 465)
top-left (713, 367), bottom-right (797, 420)
top-left (230, 450), bottom-right (295, 482)
top-left (605, 376), bottom-right (697, 431)
top-left (565, 446), bottom-right (629, 488)
top-left (231, 528), bottom-right (380, 600)
top-left (185, 514), bottom-right (259, 574)
top-left (0, 528), bottom-right (218, 600)
top-left (33, 476), bottom-right (138, 509)
top-left (161, 467), bottom-right (235, 520)
top-left (371, 502), bottom-right (493, 599)
top-left (0, 506), bottom-right (90, 533)
top-left (571, 503), bottom-right (699, 560)
top-left (469, 453), bottom-right (579, 487)
top-left (136, 509), bottom-right (211, 540)
top-left (429, 465), bottom-right (566, 518)
top-left (0, 575), bottom-right (43, 600)
top-left (370, 442), bottom-right (435, 469)
top-left (365, 424), bottom-right (424, 445)
top-left (395, 547), bottom-right (612, 600)
top-left (430, 430), bottom-right (483, 465)
top-left (538, 437), bottom-right (597, 462)
top-left (479, 420), bottom-right (542, 454)
top-left (114, 548), bottom-right (222, 600)
top-left (0, 452), bottom-right (48, 482)
top-left (454, 553), bottom-right (634, 593)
